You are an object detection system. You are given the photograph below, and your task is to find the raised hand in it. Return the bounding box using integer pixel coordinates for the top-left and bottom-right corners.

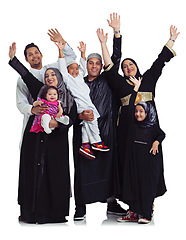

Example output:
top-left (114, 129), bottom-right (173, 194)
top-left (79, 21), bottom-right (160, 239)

top-left (107, 12), bottom-right (120, 32)
top-left (55, 41), bottom-right (65, 51)
top-left (170, 25), bottom-right (180, 41)
top-left (47, 28), bottom-right (66, 44)
top-left (9, 42), bottom-right (16, 60)
top-left (77, 41), bottom-right (86, 53)
top-left (129, 76), bottom-right (142, 92)
top-left (77, 41), bottom-right (86, 60)
top-left (96, 28), bottom-right (108, 43)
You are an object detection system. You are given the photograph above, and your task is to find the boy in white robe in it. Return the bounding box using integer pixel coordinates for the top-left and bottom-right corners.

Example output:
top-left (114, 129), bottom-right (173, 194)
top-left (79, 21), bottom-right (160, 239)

top-left (56, 41), bottom-right (109, 159)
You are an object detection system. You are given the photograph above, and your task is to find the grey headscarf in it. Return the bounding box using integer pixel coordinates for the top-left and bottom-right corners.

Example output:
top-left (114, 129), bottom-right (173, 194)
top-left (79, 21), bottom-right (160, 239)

top-left (135, 101), bottom-right (157, 128)
top-left (38, 68), bottom-right (74, 114)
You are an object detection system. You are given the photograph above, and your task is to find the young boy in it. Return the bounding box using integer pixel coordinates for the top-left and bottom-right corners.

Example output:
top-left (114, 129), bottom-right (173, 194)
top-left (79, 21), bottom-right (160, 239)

top-left (56, 41), bottom-right (109, 159)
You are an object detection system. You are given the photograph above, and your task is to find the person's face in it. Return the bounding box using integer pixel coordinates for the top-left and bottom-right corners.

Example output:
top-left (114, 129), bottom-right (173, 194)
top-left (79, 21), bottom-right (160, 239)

top-left (46, 88), bottom-right (58, 102)
top-left (135, 105), bottom-right (146, 122)
top-left (67, 63), bottom-right (79, 78)
top-left (122, 60), bottom-right (137, 77)
top-left (87, 58), bottom-right (102, 80)
top-left (25, 47), bottom-right (43, 69)
top-left (45, 69), bottom-right (58, 87)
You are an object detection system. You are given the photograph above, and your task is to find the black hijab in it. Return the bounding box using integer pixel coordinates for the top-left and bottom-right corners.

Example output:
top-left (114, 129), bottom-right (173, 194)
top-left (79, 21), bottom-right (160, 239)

top-left (121, 58), bottom-right (142, 80)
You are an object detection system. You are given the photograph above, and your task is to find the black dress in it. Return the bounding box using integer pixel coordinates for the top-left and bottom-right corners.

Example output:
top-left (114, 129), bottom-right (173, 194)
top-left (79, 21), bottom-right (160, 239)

top-left (122, 90), bottom-right (165, 220)
top-left (72, 36), bottom-right (121, 205)
top-left (105, 45), bottom-right (176, 215)
top-left (9, 57), bottom-right (77, 223)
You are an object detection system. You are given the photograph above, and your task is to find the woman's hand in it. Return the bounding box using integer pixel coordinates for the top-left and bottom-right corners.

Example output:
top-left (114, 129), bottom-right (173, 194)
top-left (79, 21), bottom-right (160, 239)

top-left (170, 25), bottom-right (180, 41)
top-left (166, 25), bottom-right (180, 48)
top-left (107, 12), bottom-right (120, 36)
top-left (9, 42), bottom-right (16, 60)
top-left (129, 76), bottom-right (142, 92)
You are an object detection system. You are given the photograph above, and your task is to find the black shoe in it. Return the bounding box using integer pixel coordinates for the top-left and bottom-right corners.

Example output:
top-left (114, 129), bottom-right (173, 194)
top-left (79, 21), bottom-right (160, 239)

top-left (107, 201), bottom-right (127, 216)
top-left (74, 204), bottom-right (86, 221)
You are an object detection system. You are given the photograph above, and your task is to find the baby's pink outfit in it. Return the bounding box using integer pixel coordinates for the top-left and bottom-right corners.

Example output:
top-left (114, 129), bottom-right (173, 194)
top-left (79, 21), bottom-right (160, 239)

top-left (30, 98), bottom-right (59, 133)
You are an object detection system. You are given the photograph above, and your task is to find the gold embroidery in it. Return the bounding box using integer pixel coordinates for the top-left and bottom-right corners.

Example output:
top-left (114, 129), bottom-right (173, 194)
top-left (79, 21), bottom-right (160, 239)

top-left (165, 44), bottom-right (176, 56)
top-left (117, 92), bottom-right (153, 126)
top-left (120, 92), bottom-right (153, 107)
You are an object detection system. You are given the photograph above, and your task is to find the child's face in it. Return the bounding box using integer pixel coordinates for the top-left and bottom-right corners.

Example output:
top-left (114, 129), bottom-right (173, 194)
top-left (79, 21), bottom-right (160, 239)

top-left (46, 89), bottom-right (58, 102)
top-left (135, 105), bottom-right (146, 122)
top-left (68, 63), bottom-right (79, 78)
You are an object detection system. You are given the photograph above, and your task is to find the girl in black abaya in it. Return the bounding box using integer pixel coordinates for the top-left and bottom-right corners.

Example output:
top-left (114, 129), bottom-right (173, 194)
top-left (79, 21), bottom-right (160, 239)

top-left (117, 77), bottom-right (165, 223)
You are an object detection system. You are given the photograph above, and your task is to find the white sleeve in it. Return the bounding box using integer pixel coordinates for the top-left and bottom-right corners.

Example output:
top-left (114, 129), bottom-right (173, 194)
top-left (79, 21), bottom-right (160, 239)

top-left (58, 58), bottom-right (70, 87)
top-left (79, 57), bottom-right (86, 77)
top-left (63, 42), bottom-right (77, 61)
top-left (16, 76), bottom-right (33, 115)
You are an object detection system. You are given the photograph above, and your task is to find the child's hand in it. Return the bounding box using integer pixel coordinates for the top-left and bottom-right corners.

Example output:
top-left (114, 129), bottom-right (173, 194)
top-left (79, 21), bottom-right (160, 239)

top-left (149, 140), bottom-right (159, 155)
top-left (55, 41), bottom-right (65, 51)
top-left (77, 41), bottom-right (86, 53)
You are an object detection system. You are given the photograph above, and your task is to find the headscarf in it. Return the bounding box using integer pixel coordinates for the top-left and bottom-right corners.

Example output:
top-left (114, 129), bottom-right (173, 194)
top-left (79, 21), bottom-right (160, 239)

top-left (135, 101), bottom-right (157, 128)
top-left (38, 68), bottom-right (74, 114)
top-left (121, 58), bottom-right (142, 80)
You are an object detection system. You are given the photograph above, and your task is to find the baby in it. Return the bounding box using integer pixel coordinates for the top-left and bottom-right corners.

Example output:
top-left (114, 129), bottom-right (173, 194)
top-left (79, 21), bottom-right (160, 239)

top-left (30, 85), bottom-right (69, 134)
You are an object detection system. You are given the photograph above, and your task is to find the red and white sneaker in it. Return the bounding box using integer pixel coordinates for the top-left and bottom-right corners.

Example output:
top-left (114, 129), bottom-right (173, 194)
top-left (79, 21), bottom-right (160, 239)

top-left (79, 143), bottom-right (96, 160)
top-left (91, 142), bottom-right (110, 152)
top-left (117, 210), bottom-right (139, 222)
top-left (138, 217), bottom-right (151, 224)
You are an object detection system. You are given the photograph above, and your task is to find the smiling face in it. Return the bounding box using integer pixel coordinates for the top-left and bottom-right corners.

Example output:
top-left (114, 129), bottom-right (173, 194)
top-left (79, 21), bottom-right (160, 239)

top-left (87, 58), bottom-right (103, 81)
top-left (45, 69), bottom-right (58, 87)
top-left (25, 47), bottom-right (43, 69)
top-left (45, 88), bottom-right (58, 102)
top-left (135, 105), bottom-right (146, 122)
top-left (67, 63), bottom-right (79, 78)
top-left (122, 59), bottom-right (137, 77)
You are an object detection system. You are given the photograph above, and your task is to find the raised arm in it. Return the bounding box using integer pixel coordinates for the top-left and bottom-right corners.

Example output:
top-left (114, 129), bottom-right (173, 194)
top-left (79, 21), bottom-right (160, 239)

top-left (48, 28), bottom-right (77, 61)
top-left (166, 25), bottom-right (180, 49)
top-left (9, 43), bottom-right (43, 100)
top-left (107, 12), bottom-right (121, 38)
top-left (97, 28), bottom-right (112, 67)
top-left (77, 41), bottom-right (86, 76)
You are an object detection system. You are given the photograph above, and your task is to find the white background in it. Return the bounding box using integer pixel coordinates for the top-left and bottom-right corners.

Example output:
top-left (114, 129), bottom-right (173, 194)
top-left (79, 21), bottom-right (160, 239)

top-left (1, 0), bottom-right (185, 239)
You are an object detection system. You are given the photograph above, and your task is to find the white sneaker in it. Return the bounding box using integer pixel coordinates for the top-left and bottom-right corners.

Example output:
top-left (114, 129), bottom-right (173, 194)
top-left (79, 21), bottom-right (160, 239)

top-left (138, 217), bottom-right (151, 224)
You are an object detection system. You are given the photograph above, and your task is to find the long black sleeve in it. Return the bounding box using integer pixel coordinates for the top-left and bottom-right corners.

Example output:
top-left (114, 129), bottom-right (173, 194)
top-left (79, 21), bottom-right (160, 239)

top-left (9, 57), bottom-right (44, 100)
top-left (111, 36), bottom-right (122, 71)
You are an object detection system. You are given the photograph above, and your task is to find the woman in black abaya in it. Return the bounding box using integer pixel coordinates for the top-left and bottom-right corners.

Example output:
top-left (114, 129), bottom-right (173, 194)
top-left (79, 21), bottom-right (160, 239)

top-left (9, 45), bottom-right (77, 224)
top-left (97, 25), bottom-right (179, 222)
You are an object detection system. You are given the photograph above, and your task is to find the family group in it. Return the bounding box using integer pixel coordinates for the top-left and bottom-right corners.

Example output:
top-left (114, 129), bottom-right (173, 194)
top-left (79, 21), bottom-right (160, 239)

top-left (8, 13), bottom-right (179, 224)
